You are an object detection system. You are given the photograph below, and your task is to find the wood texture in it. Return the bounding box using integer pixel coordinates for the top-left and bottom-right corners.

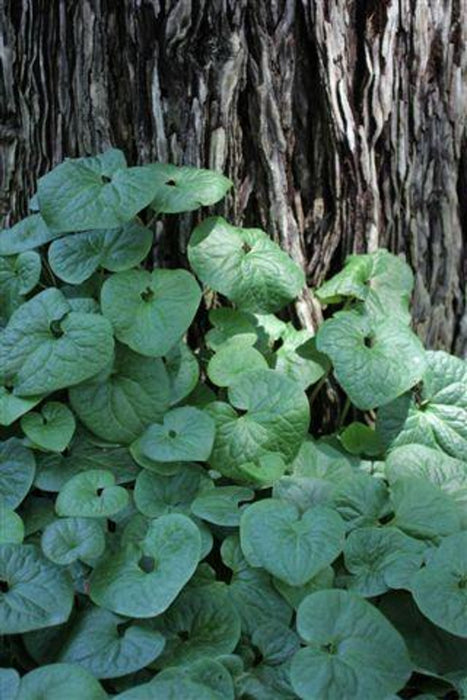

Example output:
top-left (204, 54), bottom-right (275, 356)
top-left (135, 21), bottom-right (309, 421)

top-left (1, 0), bottom-right (466, 352)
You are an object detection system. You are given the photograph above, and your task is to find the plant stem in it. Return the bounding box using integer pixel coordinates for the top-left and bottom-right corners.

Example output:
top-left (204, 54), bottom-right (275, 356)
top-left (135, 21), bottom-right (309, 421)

top-left (338, 396), bottom-right (351, 428)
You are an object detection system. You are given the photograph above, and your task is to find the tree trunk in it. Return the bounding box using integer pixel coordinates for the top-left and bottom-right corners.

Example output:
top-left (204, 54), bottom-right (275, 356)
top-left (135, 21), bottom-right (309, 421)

top-left (1, 0), bottom-right (465, 352)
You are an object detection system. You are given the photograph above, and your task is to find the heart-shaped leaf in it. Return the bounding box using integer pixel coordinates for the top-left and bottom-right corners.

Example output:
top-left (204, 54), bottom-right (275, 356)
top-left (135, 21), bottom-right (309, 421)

top-left (37, 149), bottom-right (161, 232)
top-left (55, 469), bottom-right (129, 518)
top-left (0, 505), bottom-right (24, 544)
top-left (89, 513), bottom-right (201, 617)
top-left (152, 583), bottom-right (241, 667)
top-left (69, 345), bottom-right (171, 444)
top-left (0, 288), bottom-right (114, 396)
top-left (0, 251), bottom-right (41, 318)
top-left (316, 308), bottom-right (426, 409)
top-left (411, 531), bottom-right (467, 637)
top-left (273, 327), bottom-right (329, 389)
top-left (101, 269), bottom-right (201, 357)
top-left (0, 543), bottom-right (74, 633)
top-left (377, 350), bottom-right (467, 460)
top-left (240, 499), bottom-right (345, 585)
top-left (41, 517), bottom-right (106, 565)
top-left (58, 607), bottom-right (165, 678)
top-left (207, 338), bottom-right (268, 387)
top-left (0, 215), bottom-right (59, 255)
top-left (132, 406), bottom-right (215, 463)
top-left (340, 421), bottom-right (383, 456)
top-left (49, 222), bottom-right (153, 284)
top-left (208, 369), bottom-right (309, 481)
top-left (0, 439), bottom-right (36, 508)
top-left (21, 402), bottom-right (76, 452)
top-left (146, 163), bottom-right (232, 213)
top-left (291, 590), bottom-right (412, 700)
top-left (316, 249), bottom-right (413, 321)
top-left (16, 663), bottom-right (107, 700)
top-left (343, 526), bottom-right (426, 596)
top-left (188, 217), bottom-right (305, 313)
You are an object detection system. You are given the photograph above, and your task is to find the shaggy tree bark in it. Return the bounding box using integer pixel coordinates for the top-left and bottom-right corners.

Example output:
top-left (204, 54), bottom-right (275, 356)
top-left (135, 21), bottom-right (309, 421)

top-left (1, 0), bottom-right (465, 352)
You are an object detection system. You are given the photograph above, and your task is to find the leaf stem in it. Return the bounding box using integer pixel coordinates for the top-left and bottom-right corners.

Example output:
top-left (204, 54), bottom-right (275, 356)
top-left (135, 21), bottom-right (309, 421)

top-left (338, 396), bottom-right (351, 428)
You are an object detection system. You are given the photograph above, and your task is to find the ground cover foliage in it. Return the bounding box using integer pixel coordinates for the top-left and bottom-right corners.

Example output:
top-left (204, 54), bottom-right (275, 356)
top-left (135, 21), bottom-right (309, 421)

top-left (0, 149), bottom-right (466, 699)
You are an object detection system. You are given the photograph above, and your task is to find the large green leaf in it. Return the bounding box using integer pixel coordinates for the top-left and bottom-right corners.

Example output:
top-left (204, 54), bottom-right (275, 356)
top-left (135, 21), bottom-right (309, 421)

top-left (37, 149), bottom-right (161, 232)
top-left (188, 217), bottom-right (305, 313)
top-left (385, 444), bottom-right (467, 525)
top-left (0, 439), bottom-right (35, 508)
top-left (377, 351), bottom-right (467, 461)
top-left (58, 607), bottom-right (165, 678)
top-left (21, 402), bottom-right (76, 452)
top-left (331, 472), bottom-right (390, 530)
top-left (134, 464), bottom-right (211, 518)
top-left (0, 288), bottom-right (114, 396)
top-left (207, 369), bottom-right (309, 481)
top-left (101, 269), bottom-right (201, 357)
top-left (16, 663), bottom-right (107, 700)
top-left (152, 583), bottom-right (241, 667)
top-left (411, 531), bottom-right (467, 637)
top-left (90, 513), bottom-right (201, 617)
top-left (240, 499), bottom-right (345, 585)
top-left (55, 469), bottom-right (129, 518)
top-left (69, 345), bottom-right (171, 444)
top-left (316, 249), bottom-right (413, 321)
top-left (0, 543), bottom-right (73, 633)
top-left (146, 163), bottom-right (232, 213)
top-left (316, 308), bottom-right (426, 409)
top-left (343, 526), bottom-right (426, 596)
top-left (49, 222), bottom-right (153, 284)
top-left (41, 517), bottom-right (106, 565)
top-left (291, 590), bottom-right (412, 700)
top-left (132, 407), bottom-right (215, 463)
top-left (0, 214), bottom-right (59, 255)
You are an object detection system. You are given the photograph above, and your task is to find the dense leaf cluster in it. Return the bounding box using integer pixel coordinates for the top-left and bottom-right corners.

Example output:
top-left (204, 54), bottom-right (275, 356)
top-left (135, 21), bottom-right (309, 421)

top-left (0, 149), bottom-right (466, 699)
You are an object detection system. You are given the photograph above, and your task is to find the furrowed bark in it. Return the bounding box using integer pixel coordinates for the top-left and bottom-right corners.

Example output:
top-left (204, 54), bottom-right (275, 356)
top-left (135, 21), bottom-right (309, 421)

top-left (1, 0), bottom-right (465, 351)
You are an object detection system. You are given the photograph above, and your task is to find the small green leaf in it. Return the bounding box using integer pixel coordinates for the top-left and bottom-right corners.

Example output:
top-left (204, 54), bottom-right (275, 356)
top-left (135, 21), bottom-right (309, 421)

top-left (411, 532), bottom-right (467, 637)
top-left (0, 439), bottom-right (36, 508)
top-left (55, 469), bottom-right (129, 518)
top-left (273, 328), bottom-right (329, 389)
top-left (101, 269), bottom-right (201, 357)
top-left (90, 513), bottom-right (201, 617)
top-left (21, 402), bottom-right (76, 452)
top-left (316, 308), bottom-right (426, 410)
top-left (273, 567), bottom-right (335, 609)
top-left (188, 217), bottom-right (305, 313)
top-left (41, 517), bottom-right (106, 565)
top-left (340, 422), bottom-right (384, 457)
top-left (0, 251), bottom-right (41, 317)
top-left (147, 163), bottom-right (232, 213)
top-left (152, 584), bottom-right (241, 667)
top-left (0, 505), bottom-right (25, 544)
top-left (69, 344), bottom-right (171, 444)
top-left (164, 341), bottom-right (200, 405)
top-left (17, 663), bottom-right (107, 700)
top-left (0, 543), bottom-right (74, 633)
top-left (0, 288), bottom-right (114, 396)
top-left (132, 406), bottom-right (215, 463)
top-left (37, 149), bottom-right (161, 232)
top-left (0, 668), bottom-right (20, 700)
top-left (58, 607), bottom-right (165, 678)
top-left (207, 338), bottom-right (268, 387)
top-left (240, 499), bottom-right (345, 585)
top-left (291, 590), bottom-right (412, 700)
top-left (49, 222), bottom-right (153, 284)
top-left (0, 386), bottom-right (44, 427)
